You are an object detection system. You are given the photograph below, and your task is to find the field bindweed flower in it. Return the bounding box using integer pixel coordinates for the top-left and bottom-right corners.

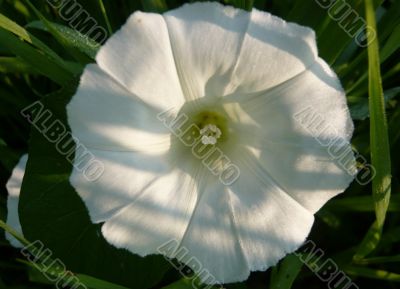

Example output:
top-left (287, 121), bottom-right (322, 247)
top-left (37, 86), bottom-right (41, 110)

top-left (66, 2), bottom-right (355, 284)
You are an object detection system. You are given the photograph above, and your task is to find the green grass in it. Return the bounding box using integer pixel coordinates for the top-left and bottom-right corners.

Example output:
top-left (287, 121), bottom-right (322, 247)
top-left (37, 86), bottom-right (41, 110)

top-left (0, 0), bottom-right (399, 288)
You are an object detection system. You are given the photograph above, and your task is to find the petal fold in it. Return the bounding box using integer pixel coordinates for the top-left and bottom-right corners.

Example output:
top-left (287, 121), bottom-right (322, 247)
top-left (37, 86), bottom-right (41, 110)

top-left (176, 178), bottom-right (249, 284)
top-left (70, 149), bottom-right (174, 223)
top-left (164, 2), bottom-right (251, 99)
top-left (228, 152), bottom-right (314, 271)
top-left (100, 167), bottom-right (199, 256)
top-left (67, 64), bottom-right (170, 152)
top-left (96, 11), bottom-right (185, 111)
top-left (229, 59), bottom-right (355, 213)
top-left (227, 8), bottom-right (319, 94)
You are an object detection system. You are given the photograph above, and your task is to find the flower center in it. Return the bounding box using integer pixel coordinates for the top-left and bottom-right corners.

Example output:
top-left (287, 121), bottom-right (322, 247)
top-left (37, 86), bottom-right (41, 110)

top-left (192, 110), bottom-right (228, 144)
top-left (167, 101), bottom-right (239, 176)
top-left (200, 124), bottom-right (222, 145)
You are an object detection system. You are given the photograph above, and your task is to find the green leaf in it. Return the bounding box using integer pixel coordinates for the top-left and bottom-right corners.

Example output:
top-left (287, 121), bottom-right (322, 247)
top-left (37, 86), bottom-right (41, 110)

top-left (316, 209), bottom-right (341, 228)
top-left (19, 82), bottom-right (170, 289)
top-left (0, 219), bottom-right (29, 247)
top-left (140, 0), bottom-right (168, 13)
top-left (161, 278), bottom-right (198, 289)
top-left (76, 274), bottom-right (131, 289)
top-left (378, 226), bottom-right (400, 249)
top-left (0, 56), bottom-right (33, 74)
top-left (339, 0), bottom-right (400, 92)
top-left (380, 22), bottom-right (400, 62)
top-left (0, 12), bottom-right (78, 75)
top-left (20, 255), bottom-right (137, 289)
top-left (345, 266), bottom-right (400, 281)
top-left (27, 21), bottom-right (100, 59)
top-left (161, 277), bottom-right (221, 289)
top-left (0, 12), bottom-right (54, 58)
top-left (353, 220), bottom-right (381, 261)
top-left (364, 0), bottom-right (392, 236)
top-left (355, 254), bottom-right (400, 265)
top-left (23, 0), bottom-right (92, 64)
top-left (0, 28), bottom-right (75, 85)
top-left (270, 254), bottom-right (303, 289)
top-left (97, 0), bottom-right (113, 35)
top-left (351, 0), bottom-right (393, 262)
top-left (26, 265), bottom-right (53, 285)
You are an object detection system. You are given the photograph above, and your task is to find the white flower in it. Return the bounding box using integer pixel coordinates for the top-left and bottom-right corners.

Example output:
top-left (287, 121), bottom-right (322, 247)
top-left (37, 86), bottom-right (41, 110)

top-left (5, 154), bottom-right (27, 248)
top-left (66, 2), bottom-right (355, 284)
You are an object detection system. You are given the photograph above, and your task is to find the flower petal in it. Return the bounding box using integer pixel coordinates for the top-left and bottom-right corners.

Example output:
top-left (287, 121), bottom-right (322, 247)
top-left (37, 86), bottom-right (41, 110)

top-left (228, 152), bottom-right (314, 271)
top-left (70, 149), bottom-right (175, 223)
top-left (100, 167), bottom-right (199, 256)
top-left (229, 59), bottom-right (355, 213)
top-left (163, 2), bottom-right (251, 99)
top-left (164, 3), bottom-right (318, 99)
top-left (67, 64), bottom-right (170, 152)
top-left (96, 11), bottom-right (184, 111)
top-left (227, 8), bottom-right (318, 94)
top-left (6, 154), bottom-right (28, 248)
top-left (176, 179), bottom-right (249, 284)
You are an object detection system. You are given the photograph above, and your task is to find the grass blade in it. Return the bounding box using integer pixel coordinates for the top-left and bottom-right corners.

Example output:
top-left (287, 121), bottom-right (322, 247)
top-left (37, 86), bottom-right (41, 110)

top-left (0, 13), bottom-right (78, 75)
top-left (380, 22), bottom-right (400, 62)
top-left (355, 254), bottom-right (400, 265)
top-left (0, 28), bottom-right (75, 85)
top-left (354, 0), bottom-right (392, 261)
top-left (0, 219), bottom-right (29, 247)
top-left (27, 21), bottom-right (100, 59)
top-left (0, 56), bottom-right (33, 73)
top-left (345, 266), bottom-right (400, 282)
top-left (97, 0), bottom-right (113, 34)
top-left (365, 0), bottom-right (391, 231)
top-left (23, 0), bottom-right (91, 64)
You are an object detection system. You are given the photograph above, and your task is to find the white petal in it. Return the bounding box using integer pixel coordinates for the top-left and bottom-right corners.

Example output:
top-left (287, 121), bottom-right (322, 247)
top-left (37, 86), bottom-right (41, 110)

top-left (227, 8), bottom-right (318, 94)
top-left (100, 167), bottom-right (199, 256)
top-left (67, 64), bottom-right (171, 152)
top-left (164, 3), bottom-right (318, 99)
top-left (176, 179), bottom-right (249, 284)
top-left (229, 59), bottom-right (355, 213)
top-left (163, 2), bottom-right (251, 99)
top-left (228, 153), bottom-right (314, 271)
top-left (70, 149), bottom-right (175, 223)
top-left (5, 154), bottom-right (28, 248)
top-left (96, 11), bottom-right (184, 111)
